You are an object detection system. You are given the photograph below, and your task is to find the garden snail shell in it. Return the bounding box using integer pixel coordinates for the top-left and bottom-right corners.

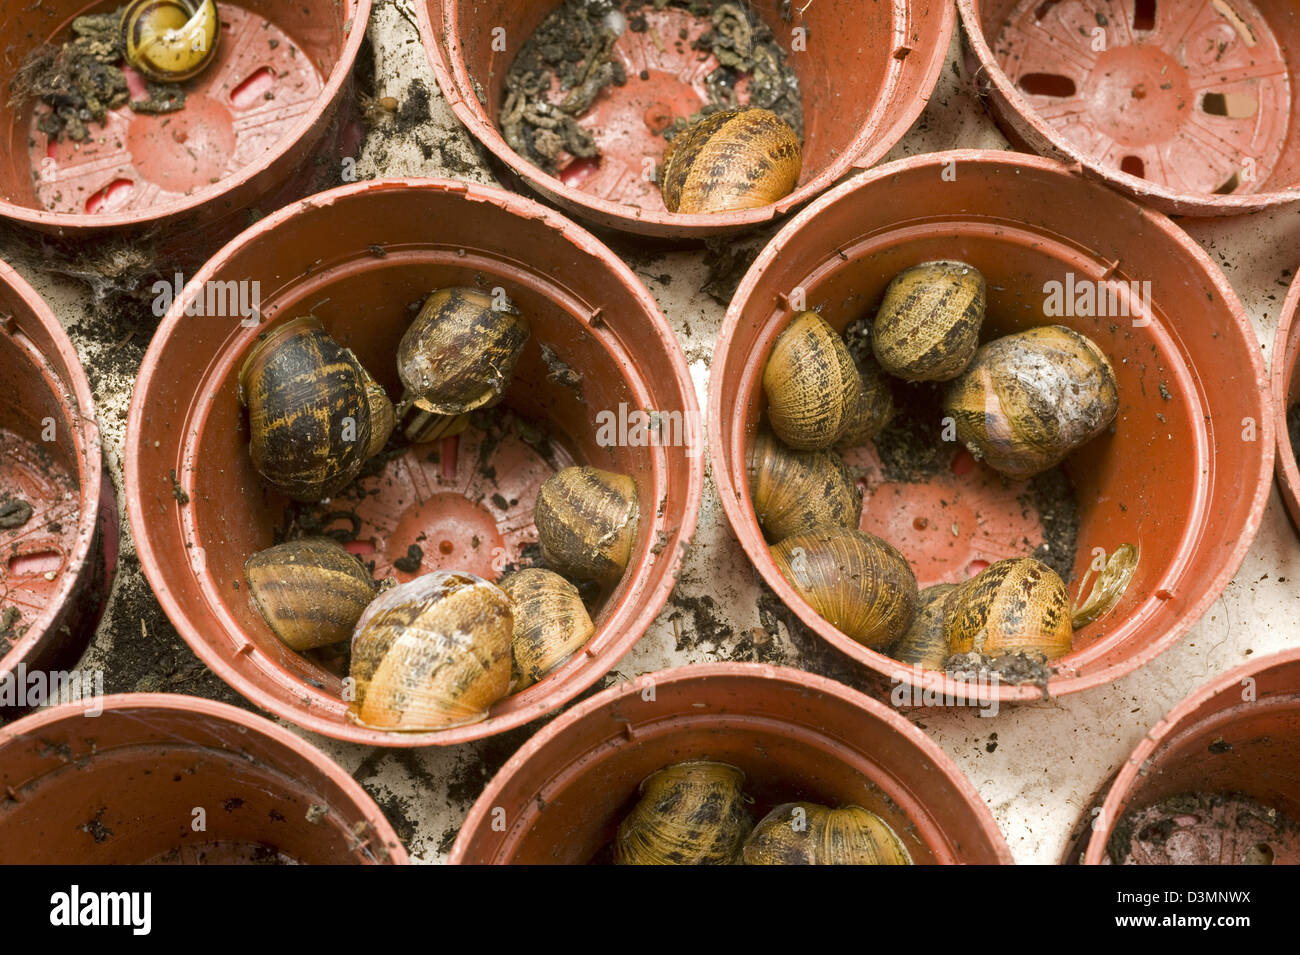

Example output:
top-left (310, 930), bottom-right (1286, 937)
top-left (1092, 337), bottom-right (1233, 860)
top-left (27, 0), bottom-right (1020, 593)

top-left (534, 466), bottom-right (638, 585)
top-left (244, 538), bottom-right (377, 652)
top-left (763, 312), bottom-right (862, 451)
top-left (838, 343), bottom-right (895, 448)
top-left (742, 802), bottom-right (912, 865)
top-left (238, 316), bottom-right (395, 502)
top-left (397, 287), bottom-right (531, 416)
top-left (872, 261), bottom-right (985, 382)
top-left (945, 558), bottom-right (1073, 661)
top-left (615, 761), bottom-right (751, 865)
top-left (747, 429), bottom-right (861, 542)
top-left (122, 0), bottom-right (220, 82)
top-left (500, 568), bottom-right (594, 689)
top-left (660, 107), bottom-right (801, 215)
top-left (944, 325), bottom-right (1119, 479)
top-left (348, 571), bottom-right (512, 731)
top-left (770, 524), bottom-right (918, 649)
top-left (888, 583), bottom-right (957, 670)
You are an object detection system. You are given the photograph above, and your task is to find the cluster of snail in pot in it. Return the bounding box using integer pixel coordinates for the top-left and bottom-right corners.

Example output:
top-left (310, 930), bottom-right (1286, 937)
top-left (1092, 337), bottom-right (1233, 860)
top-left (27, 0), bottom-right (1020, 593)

top-left (756, 261), bottom-right (1131, 673)
top-left (612, 761), bottom-right (910, 866)
top-left (237, 287), bottom-right (639, 731)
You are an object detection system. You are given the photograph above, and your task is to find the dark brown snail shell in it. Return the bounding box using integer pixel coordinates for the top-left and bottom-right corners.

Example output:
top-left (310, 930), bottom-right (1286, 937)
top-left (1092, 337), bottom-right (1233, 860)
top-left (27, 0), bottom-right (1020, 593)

top-left (245, 538), bottom-right (377, 652)
top-left (660, 107), bottom-right (801, 215)
top-left (888, 582), bottom-right (958, 670)
top-left (534, 466), bottom-right (639, 585)
top-left (747, 429), bottom-right (861, 542)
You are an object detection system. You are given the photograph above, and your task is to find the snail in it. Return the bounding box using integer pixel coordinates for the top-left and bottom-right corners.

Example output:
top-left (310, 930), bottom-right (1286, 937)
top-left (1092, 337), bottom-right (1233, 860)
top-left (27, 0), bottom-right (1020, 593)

top-left (1071, 542), bottom-right (1138, 629)
top-left (348, 571), bottom-right (513, 731)
top-left (742, 802), bottom-right (912, 865)
top-left (122, 0), bottom-right (220, 82)
top-left (238, 316), bottom-right (395, 502)
top-left (534, 466), bottom-right (639, 585)
top-left (244, 538), bottom-right (377, 652)
top-left (614, 761), bottom-right (752, 865)
top-left (770, 524), bottom-right (918, 649)
top-left (872, 261), bottom-right (986, 381)
top-left (944, 325), bottom-right (1119, 479)
top-left (747, 429), bottom-right (861, 541)
top-left (659, 106), bottom-right (801, 215)
top-left (500, 568), bottom-right (594, 689)
top-left (763, 312), bottom-right (861, 451)
top-left (837, 345), bottom-right (894, 448)
top-left (945, 557), bottom-right (1073, 661)
top-left (888, 583), bottom-right (957, 670)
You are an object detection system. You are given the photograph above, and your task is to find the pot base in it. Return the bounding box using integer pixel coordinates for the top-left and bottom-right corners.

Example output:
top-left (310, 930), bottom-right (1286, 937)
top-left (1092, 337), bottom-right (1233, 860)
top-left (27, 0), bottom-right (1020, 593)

top-left (1107, 792), bottom-right (1299, 865)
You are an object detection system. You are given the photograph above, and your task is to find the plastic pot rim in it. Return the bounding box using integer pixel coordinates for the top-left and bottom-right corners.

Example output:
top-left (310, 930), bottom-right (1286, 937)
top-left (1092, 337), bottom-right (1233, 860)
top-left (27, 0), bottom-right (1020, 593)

top-left (0, 0), bottom-right (372, 234)
top-left (955, 0), bottom-right (1300, 217)
top-left (449, 660), bottom-right (1014, 864)
top-left (0, 258), bottom-right (103, 675)
top-left (1081, 646), bottom-right (1300, 865)
top-left (124, 176), bottom-right (704, 747)
top-left (708, 148), bottom-right (1274, 704)
top-left (417, 0), bottom-right (957, 238)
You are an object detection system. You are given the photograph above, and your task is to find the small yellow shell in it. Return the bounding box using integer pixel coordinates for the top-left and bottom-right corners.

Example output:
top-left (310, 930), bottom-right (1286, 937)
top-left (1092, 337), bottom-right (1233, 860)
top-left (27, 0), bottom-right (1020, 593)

top-left (244, 538), bottom-right (376, 652)
top-left (763, 312), bottom-right (862, 451)
top-left (770, 524), bottom-right (918, 649)
top-left (615, 761), bottom-right (751, 865)
top-left (742, 802), bottom-right (912, 865)
top-left (944, 325), bottom-right (1119, 479)
top-left (888, 583), bottom-right (957, 670)
top-left (500, 568), bottom-right (594, 689)
top-left (747, 429), bottom-right (861, 542)
top-left (348, 571), bottom-right (512, 731)
top-left (660, 107), bottom-right (801, 215)
top-left (534, 466), bottom-right (639, 585)
top-left (946, 558), bottom-right (1073, 661)
top-left (122, 0), bottom-right (220, 82)
top-left (872, 261), bottom-right (986, 381)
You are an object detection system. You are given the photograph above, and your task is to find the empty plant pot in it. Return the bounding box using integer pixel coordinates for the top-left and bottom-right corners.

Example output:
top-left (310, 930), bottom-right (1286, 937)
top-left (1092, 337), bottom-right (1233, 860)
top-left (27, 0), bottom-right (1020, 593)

top-left (0, 694), bottom-right (406, 863)
top-left (1270, 268), bottom-right (1300, 533)
top-left (1081, 648), bottom-right (1300, 865)
top-left (451, 663), bottom-right (1011, 863)
top-left (125, 178), bottom-right (702, 746)
top-left (710, 149), bottom-right (1272, 704)
top-left (0, 0), bottom-right (369, 236)
top-left (420, 0), bottom-right (954, 238)
top-left (958, 0), bottom-right (1300, 216)
top-left (0, 258), bottom-right (112, 691)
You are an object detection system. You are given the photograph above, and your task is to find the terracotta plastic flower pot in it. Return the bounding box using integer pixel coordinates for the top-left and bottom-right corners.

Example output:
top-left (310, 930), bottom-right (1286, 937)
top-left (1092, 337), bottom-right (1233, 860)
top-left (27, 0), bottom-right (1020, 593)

top-left (710, 149), bottom-right (1272, 704)
top-left (1079, 648), bottom-right (1300, 865)
top-left (0, 0), bottom-right (369, 238)
top-left (125, 177), bottom-right (702, 746)
top-left (419, 0), bottom-right (954, 238)
top-left (1270, 268), bottom-right (1300, 534)
top-left (0, 258), bottom-right (114, 695)
top-left (958, 0), bottom-right (1300, 217)
top-left (451, 663), bottom-right (1012, 863)
top-left (0, 694), bottom-right (406, 863)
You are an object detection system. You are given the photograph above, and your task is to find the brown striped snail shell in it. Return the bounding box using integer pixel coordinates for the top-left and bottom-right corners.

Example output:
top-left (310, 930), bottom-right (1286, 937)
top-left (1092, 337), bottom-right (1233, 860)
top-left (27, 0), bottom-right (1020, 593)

top-left (944, 325), bottom-right (1119, 479)
top-left (614, 761), bottom-right (752, 865)
top-left (239, 316), bottom-right (395, 502)
top-left (348, 571), bottom-right (513, 731)
top-left (742, 802), bottom-right (912, 866)
top-left (763, 312), bottom-right (862, 451)
top-left (500, 568), bottom-right (594, 689)
top-left (770, 524), bottom-right (918, 649)
top-left (872, 261), bottom-right (986, 382)
top-left (122, 0), bottom-right (220, 83)
top-left (838, 344), bottom-right (895, 448)
top-left (660, 106), bottom-right (801, 215)
top-left (244, 538), bottom-right (377, 652)
top-left (397, 287), bottom-right (531, 417)
top-left (888, 582), bottom-right (957, 670)
top-left (747, 429), bottom-right (861, 542)
top-left (945, 557), bottom-right (1073, 661)
top-left (534, 466), bottom-right (639, 585)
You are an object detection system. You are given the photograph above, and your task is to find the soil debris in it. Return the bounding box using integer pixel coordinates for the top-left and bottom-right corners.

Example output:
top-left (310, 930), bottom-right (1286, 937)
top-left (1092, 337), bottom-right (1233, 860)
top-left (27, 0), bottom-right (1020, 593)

top-left (0, 495), bottom-right (33, 529)
top-left (944, 650), bottom-right (1052, 694)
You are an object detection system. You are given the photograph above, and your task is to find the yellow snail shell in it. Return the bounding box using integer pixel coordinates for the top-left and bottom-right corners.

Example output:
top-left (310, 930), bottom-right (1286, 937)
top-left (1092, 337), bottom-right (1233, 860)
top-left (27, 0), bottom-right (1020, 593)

top-left (742, 802), bottom-right (912, 865)
top-left (872, 261), bottom-right (986, 382)
top-left (348, 571), bottom-right (512, 731)
top-left (660, 107), bottom-right (801, 215)
top-left (747, 428), bottom-right (861, 542)
top-left (763, 312), bottom-right (862, 451)
top-left (770, 524), bottom-right (918, 649)
top-left (122, 0), bottom-right (220, 83)
top-left (534, 466), bottom-right (639, 585)
top-left (945, 558), bottom-right (1073, 661)
top-left (500, 568), bottom-right (594, 689)
top-left (615, 761), bottom-right (752, 865)
top-left (244, 538), bottom-right (377, 652)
